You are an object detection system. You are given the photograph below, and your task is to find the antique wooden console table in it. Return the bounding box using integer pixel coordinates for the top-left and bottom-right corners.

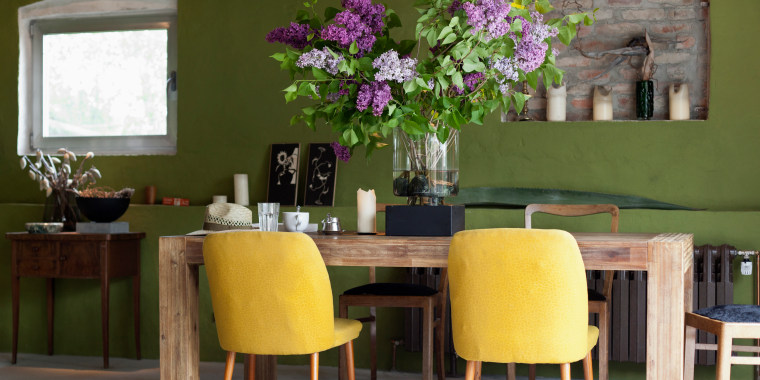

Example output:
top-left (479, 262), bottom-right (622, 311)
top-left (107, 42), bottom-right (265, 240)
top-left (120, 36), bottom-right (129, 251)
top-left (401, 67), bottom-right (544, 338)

top-left (6, 231), bottom-right (145, 368)
top-left (159, 231), bottom-right (693, 380)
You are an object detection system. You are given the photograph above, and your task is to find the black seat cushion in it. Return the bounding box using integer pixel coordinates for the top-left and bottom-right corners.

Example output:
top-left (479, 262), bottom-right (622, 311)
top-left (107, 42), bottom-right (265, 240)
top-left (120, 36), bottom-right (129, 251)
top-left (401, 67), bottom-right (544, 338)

top-left (694, 304), bottom-right (760, 323)
top-left (343, 282), bottom-right (437, 297)
top-left (588, 288), bottom-right (606, 302)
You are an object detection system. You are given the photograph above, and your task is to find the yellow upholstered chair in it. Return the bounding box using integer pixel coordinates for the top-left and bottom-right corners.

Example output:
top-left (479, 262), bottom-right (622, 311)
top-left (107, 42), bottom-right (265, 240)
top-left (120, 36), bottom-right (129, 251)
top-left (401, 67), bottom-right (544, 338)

top-left (525, 203), bottom-right (618, 380)
top-left (203, 231), bottom-right (362, 380)
top-left (448, 229), bottom-right (598, 380)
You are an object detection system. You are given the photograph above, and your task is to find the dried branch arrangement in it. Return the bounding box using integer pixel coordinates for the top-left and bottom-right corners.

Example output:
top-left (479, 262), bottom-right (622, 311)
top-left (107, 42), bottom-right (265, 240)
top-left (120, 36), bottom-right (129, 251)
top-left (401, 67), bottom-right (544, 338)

top-left (19, 148), bottom-right (100, 197)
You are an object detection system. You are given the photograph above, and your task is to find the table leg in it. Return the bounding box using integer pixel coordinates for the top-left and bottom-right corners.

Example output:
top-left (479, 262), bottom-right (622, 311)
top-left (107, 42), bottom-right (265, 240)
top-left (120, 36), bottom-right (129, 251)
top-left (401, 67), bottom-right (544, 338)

top-left (102, 270), bottom-right (110, 369)
top-left (422, 301), bottom-right (434, 380)
top-left (159, 237), bottom-right (200, 380)
top-left (646, 234), bottom-right (692, 380)
top-left (47, 278), bottom-right (54, 356)
top-left (134, 273), bottom-right (141, 360)
top-left (11, 274), bottom-right (19, 364)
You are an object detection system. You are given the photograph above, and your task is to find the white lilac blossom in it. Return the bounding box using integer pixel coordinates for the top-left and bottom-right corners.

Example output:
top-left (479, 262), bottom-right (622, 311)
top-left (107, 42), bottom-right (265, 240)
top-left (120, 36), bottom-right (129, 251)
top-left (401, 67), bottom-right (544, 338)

top-left (372, 50), bottom-right (418, 83)
top-left (493, 56), bottom-right (519, 95)
top-left (297, 48), bottom-right (345, 75)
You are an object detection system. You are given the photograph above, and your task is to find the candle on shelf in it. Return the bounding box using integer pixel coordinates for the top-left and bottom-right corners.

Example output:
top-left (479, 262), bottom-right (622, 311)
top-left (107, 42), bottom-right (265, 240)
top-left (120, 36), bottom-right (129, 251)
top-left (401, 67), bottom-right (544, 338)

top-left (357, 188), bottom-right (376, 234)
top-left (669, 83), bottom-right (689, 120)
top-left (212, 195), bottom-right (227, 204)
top-left (546, 84), bottom-right (567, 122)
top-left (593, 86), bottom-right (613, 121)
top-left (233, 174), bottom-right (249, 206)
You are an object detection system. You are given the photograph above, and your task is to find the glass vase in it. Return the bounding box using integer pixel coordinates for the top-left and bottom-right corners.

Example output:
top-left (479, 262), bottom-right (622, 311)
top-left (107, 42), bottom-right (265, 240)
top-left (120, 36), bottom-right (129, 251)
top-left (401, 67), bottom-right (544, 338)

top-left (392, 128), bottom-right (459, 206)
top-left (43, 189), bottom-right (81, 231)
top-left (636, 80), bottom-right (654, 120)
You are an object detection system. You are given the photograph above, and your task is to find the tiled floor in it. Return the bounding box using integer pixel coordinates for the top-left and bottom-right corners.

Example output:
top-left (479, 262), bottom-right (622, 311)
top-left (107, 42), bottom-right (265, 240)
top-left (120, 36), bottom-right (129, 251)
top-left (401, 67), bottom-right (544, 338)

top-left (0, 353), bottom-right (552, 380)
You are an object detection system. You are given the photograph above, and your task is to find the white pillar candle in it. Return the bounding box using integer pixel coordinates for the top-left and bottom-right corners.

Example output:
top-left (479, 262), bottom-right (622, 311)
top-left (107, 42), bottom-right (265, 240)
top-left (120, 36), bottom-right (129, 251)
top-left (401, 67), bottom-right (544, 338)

top-left (546, 84), bottom-right (567, 121)
top-left (669, 83), bottom-right (689, 120)
top-left (357, 188), bottom-right (376, 234)
top-left (233, 174), bottom-right (249, 206)
top-left (593, 86), bottom-right (613, 121)
top-left (212, 195), bottom-right (227, 204)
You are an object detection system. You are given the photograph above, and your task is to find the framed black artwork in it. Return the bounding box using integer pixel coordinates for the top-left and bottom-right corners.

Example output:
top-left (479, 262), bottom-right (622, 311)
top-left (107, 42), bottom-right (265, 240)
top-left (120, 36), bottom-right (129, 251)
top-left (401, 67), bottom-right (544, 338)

top-left (304, 143), bottom-right (337, 206)
top-left (266, 143), bottom-right (300, 206)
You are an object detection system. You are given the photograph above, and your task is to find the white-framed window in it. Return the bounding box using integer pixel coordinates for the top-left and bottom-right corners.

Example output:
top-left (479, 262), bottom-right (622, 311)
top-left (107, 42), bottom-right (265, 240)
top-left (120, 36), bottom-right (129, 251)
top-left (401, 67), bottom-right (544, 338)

top-left (18, 0), bottom-right (177, 156)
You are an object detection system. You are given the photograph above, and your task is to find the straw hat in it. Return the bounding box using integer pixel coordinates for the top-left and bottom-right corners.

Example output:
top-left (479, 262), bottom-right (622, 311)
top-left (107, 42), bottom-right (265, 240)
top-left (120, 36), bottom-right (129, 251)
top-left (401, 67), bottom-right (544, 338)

top-left (201, 203), bottom-right (253, 231)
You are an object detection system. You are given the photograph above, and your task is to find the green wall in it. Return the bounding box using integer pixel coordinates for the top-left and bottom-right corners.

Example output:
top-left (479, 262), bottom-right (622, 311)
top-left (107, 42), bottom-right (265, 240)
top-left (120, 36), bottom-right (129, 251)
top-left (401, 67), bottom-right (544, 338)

top-left (1, 0), bottom-right (759, 379)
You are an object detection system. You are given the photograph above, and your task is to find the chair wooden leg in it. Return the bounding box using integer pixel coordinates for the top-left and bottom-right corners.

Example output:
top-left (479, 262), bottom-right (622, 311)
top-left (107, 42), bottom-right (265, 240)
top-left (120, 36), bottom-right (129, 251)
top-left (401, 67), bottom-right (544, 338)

top-left (311, 352), bottom-right (319, 380)
top-left (245, 354), bottom-right (256, 380)
top-left (339, 302), bottom-right (348, 380)
top-left (345, 340), bottom-right (357, 380)
top-left (506, 363), bottom-right (516, 380)
top-left (529, 364), bottom-right (536, 380)
top-left (422, 302), bottom-right (434, 380)
top-left (598, 302), bottom-right (610, 380)
top-left (224, 351), bottom-right (236, 380)
top-left (684, 324), bottom-right (697, 380)
top-left (370, 306), bottom-right (377, 380)
top-left (583, 352), bottom-right (594, 380)
top-left (465, 361), bottom-right (478, 380)
top-left (716, 332), bottom-right (732, 380)
top-left (435, 318), bottom-right (445, 380)
top-left (559, 363), bottom-right (571, 380)
top-left (476, 361), bottom-right (482, 380)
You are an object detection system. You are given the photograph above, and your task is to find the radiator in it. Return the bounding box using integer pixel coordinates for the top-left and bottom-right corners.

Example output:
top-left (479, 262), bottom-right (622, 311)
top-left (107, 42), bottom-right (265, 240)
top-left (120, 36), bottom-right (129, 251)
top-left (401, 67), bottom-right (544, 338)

top-left (403, 244), bottom-right (738, 368)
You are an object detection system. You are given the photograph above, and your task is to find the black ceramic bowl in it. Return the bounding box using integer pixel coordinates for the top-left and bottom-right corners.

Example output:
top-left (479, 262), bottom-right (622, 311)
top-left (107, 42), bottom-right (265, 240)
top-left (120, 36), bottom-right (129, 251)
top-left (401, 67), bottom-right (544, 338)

top-left (75, 197), bottom-right (131, 223)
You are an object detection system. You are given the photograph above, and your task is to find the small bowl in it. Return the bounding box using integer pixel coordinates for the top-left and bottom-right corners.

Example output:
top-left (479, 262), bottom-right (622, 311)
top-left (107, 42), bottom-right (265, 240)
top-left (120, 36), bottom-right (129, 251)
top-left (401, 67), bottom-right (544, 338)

top-left (76, 197), bottom-right (131, 223)
top-left (26, 222), bottom-right (63, 234)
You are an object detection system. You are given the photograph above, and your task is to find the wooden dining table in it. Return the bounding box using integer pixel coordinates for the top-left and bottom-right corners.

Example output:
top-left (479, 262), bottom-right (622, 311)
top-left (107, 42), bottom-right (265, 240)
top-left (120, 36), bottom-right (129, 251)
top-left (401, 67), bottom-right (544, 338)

top-left (158, 231), bottom-right (693, 380)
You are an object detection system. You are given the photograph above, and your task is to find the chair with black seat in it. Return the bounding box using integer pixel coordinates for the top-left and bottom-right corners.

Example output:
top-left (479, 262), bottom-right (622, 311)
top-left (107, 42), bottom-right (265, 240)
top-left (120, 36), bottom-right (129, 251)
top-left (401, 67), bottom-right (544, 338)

top-left (523, 203), bottom-right (618, 380)
top-left (339, 206), bottom-right (447, 380)
top-left (684, 304), bottom-right (760, 380)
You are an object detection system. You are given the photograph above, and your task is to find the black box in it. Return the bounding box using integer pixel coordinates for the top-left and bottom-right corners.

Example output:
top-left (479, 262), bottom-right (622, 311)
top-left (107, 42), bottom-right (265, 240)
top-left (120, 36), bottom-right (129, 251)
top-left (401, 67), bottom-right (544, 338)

top-left (385, 205), bottom-right (465, 236)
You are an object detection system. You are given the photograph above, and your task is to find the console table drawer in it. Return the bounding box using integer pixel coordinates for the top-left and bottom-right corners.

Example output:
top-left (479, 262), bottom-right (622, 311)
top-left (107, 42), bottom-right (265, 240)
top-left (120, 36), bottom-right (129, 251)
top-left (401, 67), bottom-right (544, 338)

top-left (16, 242), bottom-right (57, 276)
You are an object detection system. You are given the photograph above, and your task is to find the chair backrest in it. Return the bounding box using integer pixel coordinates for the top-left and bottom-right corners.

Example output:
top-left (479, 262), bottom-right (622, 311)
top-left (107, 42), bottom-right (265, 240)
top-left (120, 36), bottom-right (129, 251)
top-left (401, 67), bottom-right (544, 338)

top-left (203, 231), bottom-right (335, 355)
top-left (524, 204), bottom-right (619, 232)
top-left (524, 203), bottom-right (619, 298)
top-left (448, 228), bottom-right (589, 364)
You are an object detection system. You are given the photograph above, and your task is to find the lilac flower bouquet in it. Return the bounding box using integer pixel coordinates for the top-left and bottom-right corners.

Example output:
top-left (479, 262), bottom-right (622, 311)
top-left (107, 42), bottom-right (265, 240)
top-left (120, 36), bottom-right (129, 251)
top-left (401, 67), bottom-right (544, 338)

top-left (268, 0), bottom-right (594, 161)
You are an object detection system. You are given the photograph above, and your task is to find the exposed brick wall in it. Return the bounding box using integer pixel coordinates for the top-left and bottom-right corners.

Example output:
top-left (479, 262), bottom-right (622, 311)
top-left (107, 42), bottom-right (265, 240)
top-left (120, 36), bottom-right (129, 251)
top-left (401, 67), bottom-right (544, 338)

top-left (504, 0), bottom-right (709, 121)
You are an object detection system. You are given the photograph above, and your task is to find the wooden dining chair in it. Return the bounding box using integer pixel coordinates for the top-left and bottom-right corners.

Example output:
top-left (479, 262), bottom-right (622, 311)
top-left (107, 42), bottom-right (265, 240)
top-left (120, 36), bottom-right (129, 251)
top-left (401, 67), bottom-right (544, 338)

top-left (684, 305), bottom-right (760, 380)
top-left (338, 204), bottom-right (447, 380)
top-left (523, 203), bottom-right (618, 380)
top-left (204, 231), bottom-right (362, 380)
top-left (449, 228), bottom-right (598, 380)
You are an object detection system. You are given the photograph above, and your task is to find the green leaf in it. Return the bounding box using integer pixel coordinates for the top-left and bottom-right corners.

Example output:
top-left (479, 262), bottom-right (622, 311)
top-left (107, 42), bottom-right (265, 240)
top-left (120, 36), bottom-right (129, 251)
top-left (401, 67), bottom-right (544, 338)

top-left (296, 10), bottom-right (310, 22)
top-left (416, 77), bottom-right (430, 89)
top-left (302, 106), bottom-right (316, 116)
top-left (324, 7), bottom-right (341, 22)
top-left (270, 53), bottom-right (286, 62)
top-left (403, 80), bottom-right (419, 93)
top-left (535, 0), bottom-right (554, 14)
top-left (525, 70), bottom-right (538, 90)
top-left (437, 26), bottom-right (453, 40)
top-left (387, 104), bottom-right (397, 116)
top-left (426, 28), bottom-right (438, 47)
top-left (349, 41), bottom-right (359, 55)
top-left (512, 92), bottom-right (528, 114)
top-left (398, 40), bottom-right (417, 56)
top-left (462, 59), bottom-right (485, 72)
top-left (312, 67), bottom-right (329, 80)
top-left (557, 26), bottom-right (577, 46)
top-left (449, 187), bottom-right (698, 210)
top-left (437, 74), bottom-right (449, 90)
top-left (449, 16), bottom-right (459, 28)
top-left (357, 57), bottom-right (374, 71)
top-left (442, 33), bottom-right (458, 45)
top-left (387, 11), bottom-right (402, 29)
top-left (568, 13), bottom-right (586, 24)
top-left (452, 71), bottom-right (464, 89)
top-left (285, 90), bottom-right (298, 103)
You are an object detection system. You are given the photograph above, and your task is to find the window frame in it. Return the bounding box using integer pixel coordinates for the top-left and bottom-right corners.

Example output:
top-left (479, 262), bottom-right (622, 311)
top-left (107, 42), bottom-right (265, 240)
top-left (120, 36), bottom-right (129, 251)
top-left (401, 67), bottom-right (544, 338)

top-left (18, 3), bottom-right (177, 156)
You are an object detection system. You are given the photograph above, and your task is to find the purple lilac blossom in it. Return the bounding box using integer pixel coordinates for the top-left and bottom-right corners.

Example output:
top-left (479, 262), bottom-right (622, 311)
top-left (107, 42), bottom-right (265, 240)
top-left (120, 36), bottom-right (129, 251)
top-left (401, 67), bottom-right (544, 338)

top-left (463, 72), bottom-right (484, 91)
top-left (321, 0), bottom-right (385, 54)
top-left (372, 50), bottom-right (418, 83)
top-left (331, 142), bottom-right (351, 162)
top-left (356, 81), bottom-right (392, 116)
top-left (296, 48), bottom-right (344, 75)
top-left (462, 0), bottom-right (511, 42)
top-left (265, 22), bottom-right (313, 49)
top-left (447, 0), bottom-right (464, 16)
top-left (513, 12), bottom-right (559, 73)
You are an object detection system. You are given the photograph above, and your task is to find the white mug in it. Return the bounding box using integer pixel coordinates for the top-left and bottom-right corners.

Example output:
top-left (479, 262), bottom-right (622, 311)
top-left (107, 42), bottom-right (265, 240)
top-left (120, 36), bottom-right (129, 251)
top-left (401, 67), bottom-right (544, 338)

top-left (283, 212), bottom-right (309, 232)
